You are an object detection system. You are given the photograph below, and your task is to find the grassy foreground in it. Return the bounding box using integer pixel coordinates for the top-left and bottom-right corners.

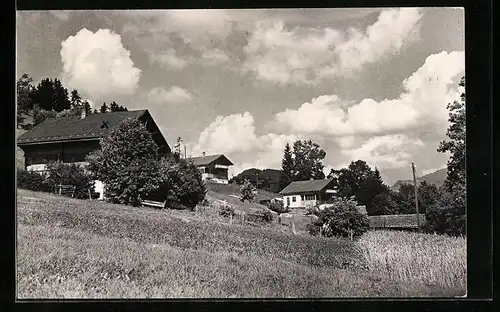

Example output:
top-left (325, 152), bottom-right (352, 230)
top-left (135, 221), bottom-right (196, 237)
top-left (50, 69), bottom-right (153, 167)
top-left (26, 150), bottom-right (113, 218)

top-left (16, 189), bottom-right (466, 298)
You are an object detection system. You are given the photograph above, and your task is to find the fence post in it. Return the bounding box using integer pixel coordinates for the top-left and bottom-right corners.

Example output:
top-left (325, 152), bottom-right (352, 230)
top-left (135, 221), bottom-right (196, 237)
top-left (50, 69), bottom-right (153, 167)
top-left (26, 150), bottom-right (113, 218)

top-left (291, 215), bottom-right (297, 235)
top-left (88, 189), bottom-right (92, 200)
top-left (58, 184), bottom-right (62, 195)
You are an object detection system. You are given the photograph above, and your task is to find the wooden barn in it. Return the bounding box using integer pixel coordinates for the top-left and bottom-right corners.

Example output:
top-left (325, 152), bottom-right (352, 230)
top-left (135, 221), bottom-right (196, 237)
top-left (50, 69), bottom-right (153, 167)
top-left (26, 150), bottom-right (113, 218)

top-left (17, 108), bottom-right (170, 199)
top-left (186, 153), bottom-right (233, 184)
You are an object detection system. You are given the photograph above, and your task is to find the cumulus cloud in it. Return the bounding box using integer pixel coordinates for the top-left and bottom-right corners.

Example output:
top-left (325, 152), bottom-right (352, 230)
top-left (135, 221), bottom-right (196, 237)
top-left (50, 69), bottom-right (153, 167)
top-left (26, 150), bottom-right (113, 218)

top-left (60, 28), bottom-right (141, 100)
top-left (149, 48), bottom-right (188, 70)
top-left (340, 134), bottom-right (424, 169)
top-left (272, 51), bottom-right (465, 137)
top-left (189, 50), bottom-right (464, 176)
top-left (242, 8), bottom-right (423, 85)
top-left (147, 86), bottom-right (193, 104)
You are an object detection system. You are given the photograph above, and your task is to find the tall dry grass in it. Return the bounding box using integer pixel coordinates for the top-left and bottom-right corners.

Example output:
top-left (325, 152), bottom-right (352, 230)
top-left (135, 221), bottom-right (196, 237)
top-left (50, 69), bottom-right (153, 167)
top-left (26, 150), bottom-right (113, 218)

top-left (358, 230), bottom-right (466, 296)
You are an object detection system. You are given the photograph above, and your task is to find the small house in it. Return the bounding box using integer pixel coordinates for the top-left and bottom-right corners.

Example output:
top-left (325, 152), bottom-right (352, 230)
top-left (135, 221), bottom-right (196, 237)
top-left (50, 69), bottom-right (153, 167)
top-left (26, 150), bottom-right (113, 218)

top-left (186, 153), bottom-right (233, 184)
top-left (279, 179), bottom-right (338, 209)
top-left (17, 108), bottom-right (170, 200)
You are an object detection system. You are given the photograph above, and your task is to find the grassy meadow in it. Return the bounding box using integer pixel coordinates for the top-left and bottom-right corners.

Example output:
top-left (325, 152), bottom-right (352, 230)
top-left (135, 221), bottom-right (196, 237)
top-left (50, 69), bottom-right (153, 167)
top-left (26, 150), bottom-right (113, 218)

top-left (16, 189), bottom-right (466, 298)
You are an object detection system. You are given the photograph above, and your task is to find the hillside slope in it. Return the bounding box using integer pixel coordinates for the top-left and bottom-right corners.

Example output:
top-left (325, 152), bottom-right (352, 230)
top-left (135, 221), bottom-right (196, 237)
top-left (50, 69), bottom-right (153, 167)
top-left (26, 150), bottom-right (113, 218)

top-left (16, 189), bottom-right (466, 298)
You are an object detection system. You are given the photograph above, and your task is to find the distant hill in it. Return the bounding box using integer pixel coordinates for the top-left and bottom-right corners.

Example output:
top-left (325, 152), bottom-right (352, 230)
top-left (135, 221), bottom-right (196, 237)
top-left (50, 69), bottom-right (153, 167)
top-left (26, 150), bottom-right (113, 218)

top-left (232, 168), bottom-right (282, 193)
top-left (391, 168), bottom-right (447, 191)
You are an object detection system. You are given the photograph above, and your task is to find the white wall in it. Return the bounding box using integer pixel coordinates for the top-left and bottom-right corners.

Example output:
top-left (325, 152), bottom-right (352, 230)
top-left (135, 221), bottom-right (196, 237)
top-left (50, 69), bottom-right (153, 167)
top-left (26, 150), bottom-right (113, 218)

top-left (94, 180), bottom-right (105, 200)
top-left (284, 194), bottom-right (318, 208)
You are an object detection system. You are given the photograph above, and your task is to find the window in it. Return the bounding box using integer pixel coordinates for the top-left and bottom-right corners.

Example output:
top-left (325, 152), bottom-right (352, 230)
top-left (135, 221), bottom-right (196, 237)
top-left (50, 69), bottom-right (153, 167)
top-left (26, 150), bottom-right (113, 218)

top-left (292, 196), bottom-right (296, 202)
top-left (304, 194), bottom-right (316, 201)
top-left (301, 195), bottom-right (305, 201)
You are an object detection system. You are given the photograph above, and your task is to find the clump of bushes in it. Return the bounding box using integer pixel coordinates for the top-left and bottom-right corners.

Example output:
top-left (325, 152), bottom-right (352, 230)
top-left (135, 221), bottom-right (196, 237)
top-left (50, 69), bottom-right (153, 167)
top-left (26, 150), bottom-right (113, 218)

top-left (44, 160), bottom-right (97, 199)
top-left (17, 169), bottom-right (51, 192)
top-left (307, 196), bottom-right (370, 240)
top-left (268, 200), bottom-right (289, 215)
top-left (87, 118), bottom-right (206, 208)
top-left (239, 179), bottom-right (256, 202)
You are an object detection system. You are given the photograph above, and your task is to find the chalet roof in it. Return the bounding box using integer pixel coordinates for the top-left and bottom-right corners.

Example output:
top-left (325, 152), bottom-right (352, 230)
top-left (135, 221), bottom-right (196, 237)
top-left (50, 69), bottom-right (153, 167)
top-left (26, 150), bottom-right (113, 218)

top-left (186, 154), bottom-right (233, 166)
top-left (368, 214), bottom-right (427, 229)
top-left (279, 179), bottom-right (336, 195)
top-left (17, 110), bottom-right (147, 145)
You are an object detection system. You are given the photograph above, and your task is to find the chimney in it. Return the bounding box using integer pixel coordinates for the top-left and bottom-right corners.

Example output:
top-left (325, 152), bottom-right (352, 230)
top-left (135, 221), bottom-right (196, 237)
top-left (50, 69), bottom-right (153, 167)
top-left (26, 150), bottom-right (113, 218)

top-left (202, 151), bottom-right (206, 157)
top-left (80, 106), bottom-right (87, 119)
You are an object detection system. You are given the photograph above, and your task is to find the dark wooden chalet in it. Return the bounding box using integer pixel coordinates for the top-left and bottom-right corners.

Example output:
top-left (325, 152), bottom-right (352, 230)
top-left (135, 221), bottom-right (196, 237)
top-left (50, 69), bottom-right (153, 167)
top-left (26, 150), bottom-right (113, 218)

top-left (17, 109), bottom-right (170, 172)
top-left (186, 153), bottom-right (233, 184)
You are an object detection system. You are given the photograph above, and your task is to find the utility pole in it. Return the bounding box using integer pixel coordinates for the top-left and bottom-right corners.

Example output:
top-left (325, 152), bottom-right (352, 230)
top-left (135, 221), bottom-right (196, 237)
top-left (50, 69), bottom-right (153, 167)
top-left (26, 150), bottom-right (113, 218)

top-left (411, 162), bottom-right (420, 231)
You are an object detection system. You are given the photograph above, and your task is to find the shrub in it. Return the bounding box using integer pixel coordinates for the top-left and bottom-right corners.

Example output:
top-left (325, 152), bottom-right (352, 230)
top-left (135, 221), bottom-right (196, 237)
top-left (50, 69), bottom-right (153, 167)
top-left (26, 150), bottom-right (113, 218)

top-left (308, 196), bottom-right (370, 239)
top-left (219, 205), bottom-right (235, 218)
top-left (44, 160), bottom-right (96, 199)
top-left (424, 184), bottom-right (465, 236)
top-left (240, 179), bottom-right (256, 202)
top-left (261, 209), bottom-right (273, 223)
top-left (157, 157), bottom-right (207, 210)
top-left (17, 169), bottom-right (51, 192)
top-left (86, 118), bottom-right (163, 206)
top-left (32, 104), bottom-right (57, 126)
top-left (268, 200), bottom-right (289, 214)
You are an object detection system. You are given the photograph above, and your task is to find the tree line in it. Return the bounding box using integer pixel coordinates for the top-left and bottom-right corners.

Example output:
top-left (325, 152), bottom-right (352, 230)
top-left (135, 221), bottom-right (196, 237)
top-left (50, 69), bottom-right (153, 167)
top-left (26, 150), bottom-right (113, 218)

top-left (17, 73), bottom-right (128, 129)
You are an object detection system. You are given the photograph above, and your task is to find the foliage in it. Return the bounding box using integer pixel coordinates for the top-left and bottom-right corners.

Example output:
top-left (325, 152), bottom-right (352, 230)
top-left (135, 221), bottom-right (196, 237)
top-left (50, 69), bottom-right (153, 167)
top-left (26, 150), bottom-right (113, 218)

top-left (17, 73), bottom-right (35, 112)
top-left (86, 118), bottom-right (163, 206)
top-left (219, 205), bottom-right (235, 218)
top-left (239, 179), bottom-right (257, 202)
top-left (100, 102), bottom-right (109, 114)
top-left (31, 78), bottom-right (71, 112)
top-left (17, 169), bottom-right (51, 192)
top-left (157, 157), bottom-right (207, 210)
top-left (32, 104), bottom-right (57, 126)
top-left (438, 76), bottom-right (466, 192)
top-left (280, 140), bottom-right (326, 189)
top-left (328, 161), bottom-right (391, 215)
top-left (261, 209), bottom-right (274, 223)
top-left (280, 142), bottom-right (294, 190)
top-left (268, 200), bottom-right (289, 214)
top-left (370, 192), bottom-right (401, 215)
top-left (109, 101), bottom-right (128, 112)
top-left (308, 196), bottom-right (370, 239)
top-left (425, 184), bottom-right (465, 236)
top-left (44, 160), bottom-right (97, 199)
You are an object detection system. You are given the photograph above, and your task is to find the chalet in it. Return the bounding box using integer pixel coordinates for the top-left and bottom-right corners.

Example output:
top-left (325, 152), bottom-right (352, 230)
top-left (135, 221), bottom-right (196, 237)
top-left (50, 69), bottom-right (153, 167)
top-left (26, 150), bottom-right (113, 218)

top-left (17, 108), bottom-right (170, 199)
top-left (186, 153), bottom-right (233, 184)
top-left (279, 179), bottom-right (338, 209)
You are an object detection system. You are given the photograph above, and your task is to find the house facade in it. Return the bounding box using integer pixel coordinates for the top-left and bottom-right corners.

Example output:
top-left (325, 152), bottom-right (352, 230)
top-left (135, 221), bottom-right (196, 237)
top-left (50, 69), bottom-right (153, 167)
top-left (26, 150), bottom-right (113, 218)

top-left (17, 109), bottom-right (170, 200)
top-left (186, 153), bottom-right (233, 184)
top-left (279, 179), bottom-right (338, 209)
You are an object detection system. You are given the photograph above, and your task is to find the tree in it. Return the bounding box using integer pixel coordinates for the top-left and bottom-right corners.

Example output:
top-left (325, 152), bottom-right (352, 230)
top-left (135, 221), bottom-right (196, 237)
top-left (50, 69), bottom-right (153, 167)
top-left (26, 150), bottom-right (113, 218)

top-left (280, 142), bottom-right (294, 188)
top-left (438, 76), bottom-right (466, 191)
top-left (109, 101), bottom-right (128, 112)
top-left (356, 167), bottom-right (390, 213)
top-left (86, 118), bottom-right (163, 206)
top-left (370, 191), bottom-right (401, 215)
top-left (307, 196), bottom-right (369, 239)
top-left (70, 89), bottom-right (82, 108)
top-left (17, 73), bottom-right (35, 113)
top-left (280, 140), bottom-right (326, 186)
top-left (426, 76), bottom-right (466, 236)
top-left (240, 179), bottom-right (257, 202)
top-left (100, 102), bottom-right (109, 114)
top-left (31, 78), bottom-right (71, 112)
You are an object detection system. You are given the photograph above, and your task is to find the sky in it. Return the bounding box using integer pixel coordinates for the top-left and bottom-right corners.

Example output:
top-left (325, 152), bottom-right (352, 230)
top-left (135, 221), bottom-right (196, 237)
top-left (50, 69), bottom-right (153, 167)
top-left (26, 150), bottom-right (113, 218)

top-left (16, 8), bottom-right (465, 185)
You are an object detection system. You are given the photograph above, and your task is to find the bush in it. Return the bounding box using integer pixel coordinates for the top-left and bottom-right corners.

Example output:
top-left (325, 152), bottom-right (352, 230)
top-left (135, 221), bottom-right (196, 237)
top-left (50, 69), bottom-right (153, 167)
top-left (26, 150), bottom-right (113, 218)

top-left (424, 184), bottom-right (465, 236)
top-left (219, 205), bottom-right (235, 218)
top-left (268, 200), bottom-right (289, 214)
top-left (261, 209), bottom-right (273, 223)
top-left (156, 157), bottom-right (207, 210)
top-left (86, 118), bottom-right (163, 206)
top-left (240, 179), bottom-right (256, 202)
top-left (32, 104), bottom-right (57, 126)
top-left (17, 169), bottom-right (51, 192)
top-left (45, 160), bottom-right (96, 199)
top-left (308, 196), bottom-right (370, 239)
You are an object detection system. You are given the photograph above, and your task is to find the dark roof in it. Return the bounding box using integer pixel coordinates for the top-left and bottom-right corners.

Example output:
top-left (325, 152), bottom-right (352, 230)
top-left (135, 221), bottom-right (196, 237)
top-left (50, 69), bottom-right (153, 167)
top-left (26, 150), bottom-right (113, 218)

top-left (186, 154), bottom-right (233, 166)
top-left (17, 110), bottom-right (147, 145)
top-left (368, 214), bottom-right (427, 229)
top-left (279, 179), bottom-right (336, 195)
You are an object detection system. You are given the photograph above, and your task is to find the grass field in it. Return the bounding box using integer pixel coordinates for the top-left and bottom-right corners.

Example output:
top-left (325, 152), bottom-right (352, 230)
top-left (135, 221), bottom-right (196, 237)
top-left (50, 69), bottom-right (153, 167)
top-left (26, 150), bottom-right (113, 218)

top-left (16, 189), bottom-right (466, 298)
